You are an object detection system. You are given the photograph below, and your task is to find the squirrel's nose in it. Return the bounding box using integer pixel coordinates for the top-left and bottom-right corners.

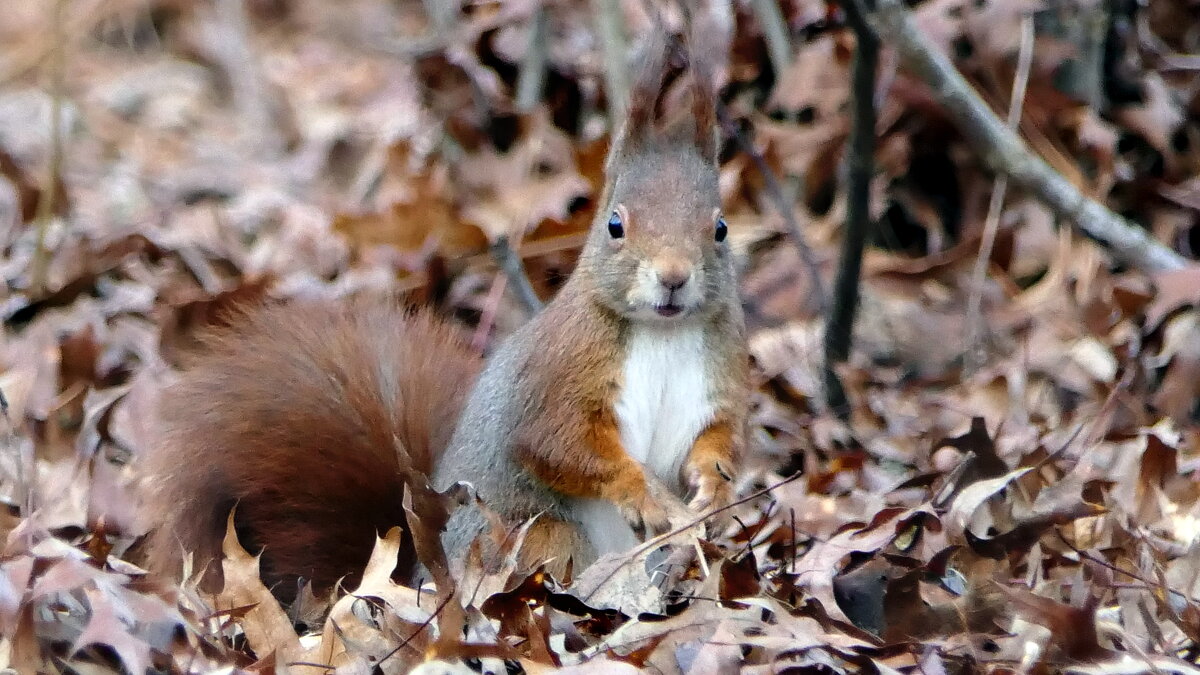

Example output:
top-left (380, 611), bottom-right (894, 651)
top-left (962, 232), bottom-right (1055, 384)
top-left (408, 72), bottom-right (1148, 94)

top-left (655, 261), bottom-right (691, 291)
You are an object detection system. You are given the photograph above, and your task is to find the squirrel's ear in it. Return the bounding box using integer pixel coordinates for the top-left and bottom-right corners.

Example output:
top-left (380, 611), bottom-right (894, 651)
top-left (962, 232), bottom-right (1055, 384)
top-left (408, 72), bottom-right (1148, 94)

top-left (610, 32), bottom-right (670, 164)
top-left (688, 54), bottom-right (718, 163)
top-left (679, 0), bottom-right (718, 164)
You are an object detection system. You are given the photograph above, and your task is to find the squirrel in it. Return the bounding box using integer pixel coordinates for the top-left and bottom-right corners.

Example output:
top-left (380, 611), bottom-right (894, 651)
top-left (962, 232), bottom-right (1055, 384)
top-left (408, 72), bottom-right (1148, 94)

top-left (140, 32), bottom-right (750, 602)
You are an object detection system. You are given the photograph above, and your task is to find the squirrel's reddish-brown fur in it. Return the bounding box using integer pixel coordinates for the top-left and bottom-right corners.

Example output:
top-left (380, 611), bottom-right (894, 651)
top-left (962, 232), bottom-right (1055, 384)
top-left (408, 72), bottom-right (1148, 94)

top-left (141, 298), bottom-right (481, 602)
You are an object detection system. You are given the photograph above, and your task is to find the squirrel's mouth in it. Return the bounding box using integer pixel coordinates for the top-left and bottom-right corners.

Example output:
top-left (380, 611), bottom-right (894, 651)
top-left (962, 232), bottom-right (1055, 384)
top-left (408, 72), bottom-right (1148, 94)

top-left (654, 304), bottom-right (684, 317)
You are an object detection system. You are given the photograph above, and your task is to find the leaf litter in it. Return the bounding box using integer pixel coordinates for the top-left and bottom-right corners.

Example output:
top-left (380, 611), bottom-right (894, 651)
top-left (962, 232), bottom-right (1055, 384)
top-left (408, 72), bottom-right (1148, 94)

top-left (2, 0), bottom-right (1200, 672)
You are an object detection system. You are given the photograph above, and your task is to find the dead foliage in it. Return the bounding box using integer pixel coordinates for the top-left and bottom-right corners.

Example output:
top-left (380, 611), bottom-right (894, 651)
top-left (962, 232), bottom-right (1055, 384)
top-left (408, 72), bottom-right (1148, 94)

top-left (2, 0), bottom-right (1200, 672)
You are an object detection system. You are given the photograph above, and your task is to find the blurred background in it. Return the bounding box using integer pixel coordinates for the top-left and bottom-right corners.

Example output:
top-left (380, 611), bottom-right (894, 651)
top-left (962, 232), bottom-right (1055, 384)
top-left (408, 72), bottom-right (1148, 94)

top-left (2, 0), bottom-right (1200, 668)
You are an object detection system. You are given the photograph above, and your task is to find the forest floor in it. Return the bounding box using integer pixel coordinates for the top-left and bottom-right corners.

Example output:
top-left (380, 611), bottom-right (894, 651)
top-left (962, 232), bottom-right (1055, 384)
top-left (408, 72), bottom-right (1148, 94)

top-left (2, 0), bottom-right (1200, 673)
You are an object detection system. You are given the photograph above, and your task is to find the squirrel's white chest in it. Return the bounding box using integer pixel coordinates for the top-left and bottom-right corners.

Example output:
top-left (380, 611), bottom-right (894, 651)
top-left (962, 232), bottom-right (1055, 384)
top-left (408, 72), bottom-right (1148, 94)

top-left (613, 325), bottom-right (715, 487)
top-left (574, 326), bottom-right (714, 557)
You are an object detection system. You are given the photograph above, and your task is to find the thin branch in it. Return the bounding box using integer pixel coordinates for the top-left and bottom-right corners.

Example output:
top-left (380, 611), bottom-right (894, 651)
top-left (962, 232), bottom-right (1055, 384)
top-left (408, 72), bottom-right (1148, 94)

top-left (0, 384), bottom-right (21, 522)
top-left (492, 235), bottom-right (544, 315)
top-left (474, 127), bottom-right (549, 347)
top-left (377, 588), bottom-right (457, 666)
top-left (591, 0), bottom-right (630, 121)
top-left (214, 0), bottom-right (285, 156)
top-left (582, 470), bottom-right (804, 602)
top-left (866, 0), bottom-right (1189, 272)
top-left (515, 4), bottom-right (549, 113)
top-left (30, 0), bottom-right (67, 295)
top-left (1053, 531), bottom-right (1190, 608)
top-left (473, 256), bottom-right (510, 351)
top-left (749, 0), bottom-right (792, 78)
top-left (822, 0), bottom-right (878, 419)
top-left (716, 104), bottom-right (827, 313)
top-left (965, 16), bottom-right (1034, 373)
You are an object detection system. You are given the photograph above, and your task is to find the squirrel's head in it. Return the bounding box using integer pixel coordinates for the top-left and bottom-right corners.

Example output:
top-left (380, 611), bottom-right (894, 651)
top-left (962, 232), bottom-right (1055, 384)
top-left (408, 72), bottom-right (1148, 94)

top-left (578, 34), bottom-right (732, 324)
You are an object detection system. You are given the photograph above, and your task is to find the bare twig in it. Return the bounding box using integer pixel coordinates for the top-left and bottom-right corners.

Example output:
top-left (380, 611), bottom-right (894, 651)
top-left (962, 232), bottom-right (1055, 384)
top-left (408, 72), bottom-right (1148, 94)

top-left (473, 129), bottom-right (549, 347)
top-left (1, 381), bottom-right (34, 543)
top-left (376, 588), bottom-right (457, 666)
top-left (716, 104), bottom-right (827, 312)
top-left (473, 255), bottom-right (512, 351)
top-left (964, 16), bottom-right (1035, 372)
top-left (492, 235), bottom-right (544, 315)
top-left (1054, 3), bottom-right (1108, 109)
top-left (30, 0), bottom-right (67, 295)
top-left (0, 385), bottom-right (18, 519)
top-left (866, 0), bottom-right (1188, 272)
top-left (582, 470), bottom-right (804, 602)
top-left (592, 0), bottom-right (630, 120)
top-left (515, 4), bottom-right (549, 112)
top-left (749, 0), bottom-right (792, 78)
top-left (822, 0), bottom-right (878, 418)
top-left (212, 0), bottom-right (285, 155)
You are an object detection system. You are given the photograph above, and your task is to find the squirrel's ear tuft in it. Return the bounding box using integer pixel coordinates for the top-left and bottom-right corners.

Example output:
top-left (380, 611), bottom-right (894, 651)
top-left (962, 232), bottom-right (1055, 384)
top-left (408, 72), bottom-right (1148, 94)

top-left (679, 0), bottom-right (718, 164)
top-left (626, 33), bottom-right (670, 142)
top-left (607, 21), bottom-right (719, 170)
top-left (608, 32), bottom-right (670, 168)
top-left (687, 52), bottom-right (718, 163)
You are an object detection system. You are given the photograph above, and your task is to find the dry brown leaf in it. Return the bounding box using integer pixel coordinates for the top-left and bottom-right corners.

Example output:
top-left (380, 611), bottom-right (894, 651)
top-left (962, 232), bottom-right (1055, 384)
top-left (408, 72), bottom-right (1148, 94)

top-left (212, 513), bottom-right (300, 662)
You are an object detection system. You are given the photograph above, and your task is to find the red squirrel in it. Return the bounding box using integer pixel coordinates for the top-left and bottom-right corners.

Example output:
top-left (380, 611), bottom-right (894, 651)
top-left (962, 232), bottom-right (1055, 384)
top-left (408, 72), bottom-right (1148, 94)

top-left (141, 34), bottom-right (750, 600)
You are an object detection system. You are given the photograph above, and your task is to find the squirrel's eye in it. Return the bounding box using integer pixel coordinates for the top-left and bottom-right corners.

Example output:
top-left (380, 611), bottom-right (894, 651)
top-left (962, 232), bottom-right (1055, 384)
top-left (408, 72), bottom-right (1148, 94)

top-left (607, 211), bottom-right (624, 239)
top-left (714, 215), bottom-right (728, 242)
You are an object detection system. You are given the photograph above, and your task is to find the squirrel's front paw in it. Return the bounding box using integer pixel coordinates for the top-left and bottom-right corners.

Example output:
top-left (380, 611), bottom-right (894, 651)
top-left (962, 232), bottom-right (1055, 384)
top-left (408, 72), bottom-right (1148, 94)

top-left (618, 475), bottom-right (690, 536)
top-left (685, 461), bottom-right (733, 513)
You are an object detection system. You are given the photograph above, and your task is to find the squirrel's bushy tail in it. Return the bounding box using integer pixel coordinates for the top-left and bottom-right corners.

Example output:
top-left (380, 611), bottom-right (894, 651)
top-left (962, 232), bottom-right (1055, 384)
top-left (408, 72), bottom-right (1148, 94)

top-left (141, 299), bottom-right (481, 602)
